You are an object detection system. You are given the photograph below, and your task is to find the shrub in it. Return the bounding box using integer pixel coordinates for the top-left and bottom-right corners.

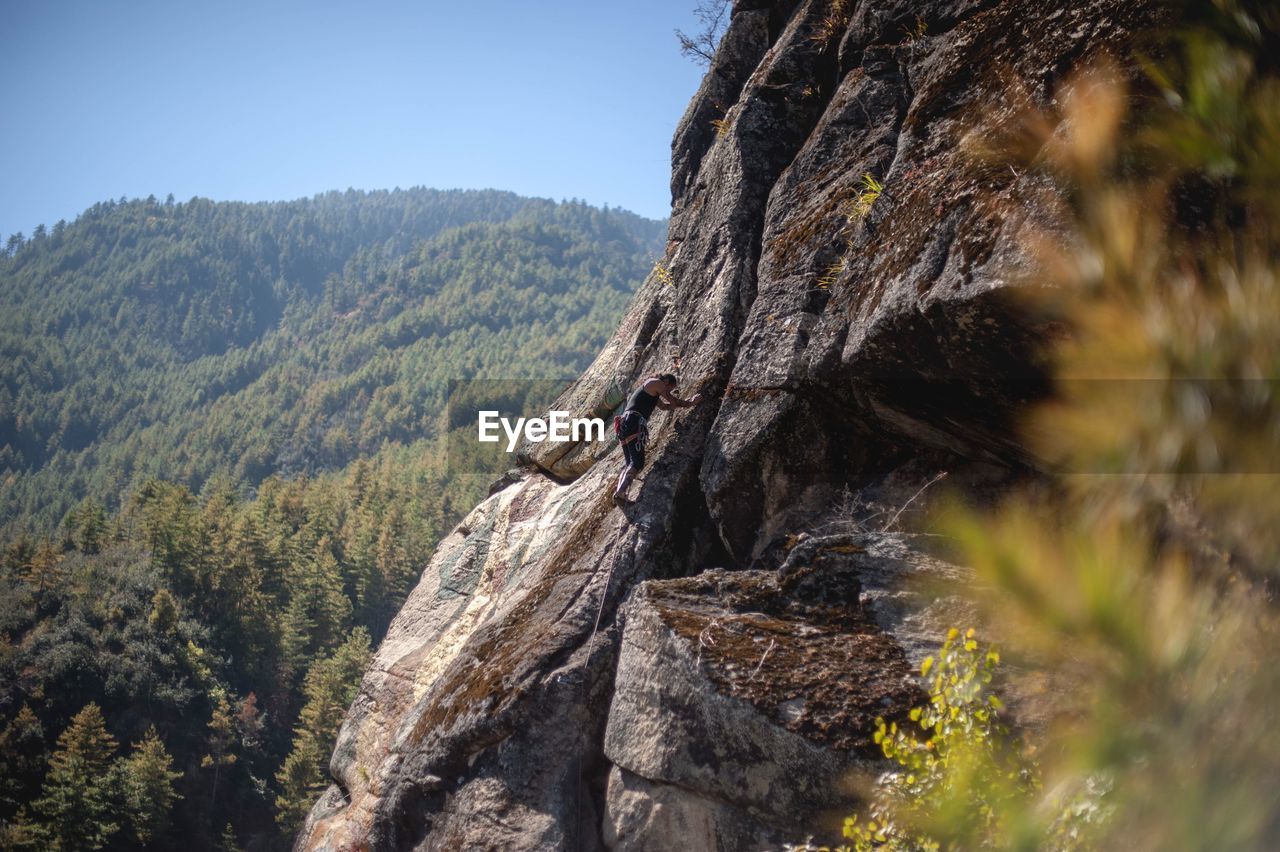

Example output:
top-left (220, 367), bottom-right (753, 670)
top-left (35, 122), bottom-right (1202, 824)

top-left (789, 629), bottom-right (1059, 852)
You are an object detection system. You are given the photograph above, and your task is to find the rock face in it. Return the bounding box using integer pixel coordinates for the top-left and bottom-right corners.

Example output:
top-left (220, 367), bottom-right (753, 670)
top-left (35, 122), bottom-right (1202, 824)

top-left (602, 562), bottom-right (924, 850)
top-left (298, 1), bottom-right (1161, 849)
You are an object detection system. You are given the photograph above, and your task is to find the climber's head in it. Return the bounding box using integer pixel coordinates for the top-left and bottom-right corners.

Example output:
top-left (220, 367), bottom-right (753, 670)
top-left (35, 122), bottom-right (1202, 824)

top-left (658, 373), bottom-right (678, 390)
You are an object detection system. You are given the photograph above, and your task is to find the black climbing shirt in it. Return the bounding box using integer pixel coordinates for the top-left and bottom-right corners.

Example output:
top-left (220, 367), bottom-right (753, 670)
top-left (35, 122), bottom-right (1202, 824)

top-left (625, 383), bottom-right (660, 418)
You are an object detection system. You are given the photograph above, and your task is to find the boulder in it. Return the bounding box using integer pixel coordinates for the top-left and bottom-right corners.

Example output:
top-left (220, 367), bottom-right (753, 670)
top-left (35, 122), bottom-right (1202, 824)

top-left (602, 563), bottom-right (919, 848)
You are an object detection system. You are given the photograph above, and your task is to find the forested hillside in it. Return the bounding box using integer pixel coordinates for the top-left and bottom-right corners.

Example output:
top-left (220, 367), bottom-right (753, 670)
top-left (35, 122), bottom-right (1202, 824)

top-left (0, 189), bottom-right (663, 534)
top-left (0, 190), bottom-right (663, 849)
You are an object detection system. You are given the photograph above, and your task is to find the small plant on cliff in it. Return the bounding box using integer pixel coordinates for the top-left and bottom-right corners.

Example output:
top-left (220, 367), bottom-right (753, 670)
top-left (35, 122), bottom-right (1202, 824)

top-left (652, 260), bottom-right (675, 287)
top-left (902, 17), bottom-right (928, 43)
top-left (812, 0), bottom-right (853, 47)
top-left (815, 259), bottom-right (845, 290)
top-left (846, 174), bottom-right (884, 222)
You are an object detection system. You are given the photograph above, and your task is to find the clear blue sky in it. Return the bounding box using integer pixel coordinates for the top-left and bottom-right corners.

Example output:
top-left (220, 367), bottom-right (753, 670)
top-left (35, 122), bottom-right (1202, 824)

top-left (0, 0), bottom-right (710, 238)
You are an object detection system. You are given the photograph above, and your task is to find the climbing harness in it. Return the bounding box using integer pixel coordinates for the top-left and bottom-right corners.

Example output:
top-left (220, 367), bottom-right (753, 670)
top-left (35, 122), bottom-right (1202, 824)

top-left (614, 410), bottom-right (648, 452)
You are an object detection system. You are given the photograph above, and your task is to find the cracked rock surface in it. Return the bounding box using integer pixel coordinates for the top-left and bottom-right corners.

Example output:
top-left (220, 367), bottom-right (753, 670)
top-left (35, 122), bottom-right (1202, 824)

top-left (298, 1), bottom-right (1161, 848)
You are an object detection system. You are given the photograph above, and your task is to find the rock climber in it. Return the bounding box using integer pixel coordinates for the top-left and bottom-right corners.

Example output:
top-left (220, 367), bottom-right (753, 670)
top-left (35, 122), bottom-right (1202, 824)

top-left (613, 372), bottom-right (703, 506)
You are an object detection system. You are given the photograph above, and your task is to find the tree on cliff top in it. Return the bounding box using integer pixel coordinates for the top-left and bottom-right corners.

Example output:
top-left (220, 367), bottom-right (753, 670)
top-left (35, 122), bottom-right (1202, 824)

top-left (676, 0), bottom-right (730, 65)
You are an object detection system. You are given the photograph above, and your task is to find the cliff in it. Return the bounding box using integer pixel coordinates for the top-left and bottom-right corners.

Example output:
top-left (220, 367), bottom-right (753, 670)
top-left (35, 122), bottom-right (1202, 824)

top-left (297, 0), bottom-right (1161, 848)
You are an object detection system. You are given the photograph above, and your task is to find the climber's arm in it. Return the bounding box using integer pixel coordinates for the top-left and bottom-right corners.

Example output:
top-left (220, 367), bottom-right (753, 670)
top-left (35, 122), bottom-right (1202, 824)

top-left (658, 391), bottom-right (703, 410)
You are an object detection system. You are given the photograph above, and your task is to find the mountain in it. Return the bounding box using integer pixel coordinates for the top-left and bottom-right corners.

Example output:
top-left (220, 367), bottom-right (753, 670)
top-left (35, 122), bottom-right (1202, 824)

top-left (0, 191), bottom-right (664, 848)
top-left (0, 189), bottom-right (665, 535)
top-left (6, 1), bottom-right (1271, 849)
top-left (295, 0), bottom-right (1169, 849)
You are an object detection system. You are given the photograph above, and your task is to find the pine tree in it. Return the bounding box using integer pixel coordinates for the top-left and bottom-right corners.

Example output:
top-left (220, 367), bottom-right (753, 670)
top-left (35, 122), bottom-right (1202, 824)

top-left (24, 540), bottom-right (63, 596)
top-left (119, 726), bottom-right (181, 846)
top-left (0, 807), bottom-right (41, 850)
top-left (275, 627), bottom-right (371, 832)
top-left (235, 693), bottom-right (266, 752)
top-left (292, 538), bottom-right (353, 654)
top-left (148, 588), bottom-right (180, 635)
top-left (201, 691), bottom-right (237, 813)
top-left (216, 822), bottom-right (243, 852)
top-left (376, 504), bottom-right (415, 626)
top-left (70, 499), bottom-right (107, 554)
top-left (136, 481), bottom-right (206, 597)
top-left (0, 705), bottom-right (45, 811)
top-left (31, 703), bottom-right (121, 850)
top-left (277, 597), bottom-right (314, 695)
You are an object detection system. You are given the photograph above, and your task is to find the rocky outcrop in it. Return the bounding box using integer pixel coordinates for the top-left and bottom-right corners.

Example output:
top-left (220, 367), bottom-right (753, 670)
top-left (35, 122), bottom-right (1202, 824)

top-left (298, 1), bottom-right (1162, 849)
top-left (602, 558), bottom-right (939, 850)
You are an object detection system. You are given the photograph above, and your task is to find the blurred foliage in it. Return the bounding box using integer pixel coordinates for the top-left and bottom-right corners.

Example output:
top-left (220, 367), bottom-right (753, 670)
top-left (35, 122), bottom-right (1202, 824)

top-left (802, 1), bottom-right (1280, 849)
